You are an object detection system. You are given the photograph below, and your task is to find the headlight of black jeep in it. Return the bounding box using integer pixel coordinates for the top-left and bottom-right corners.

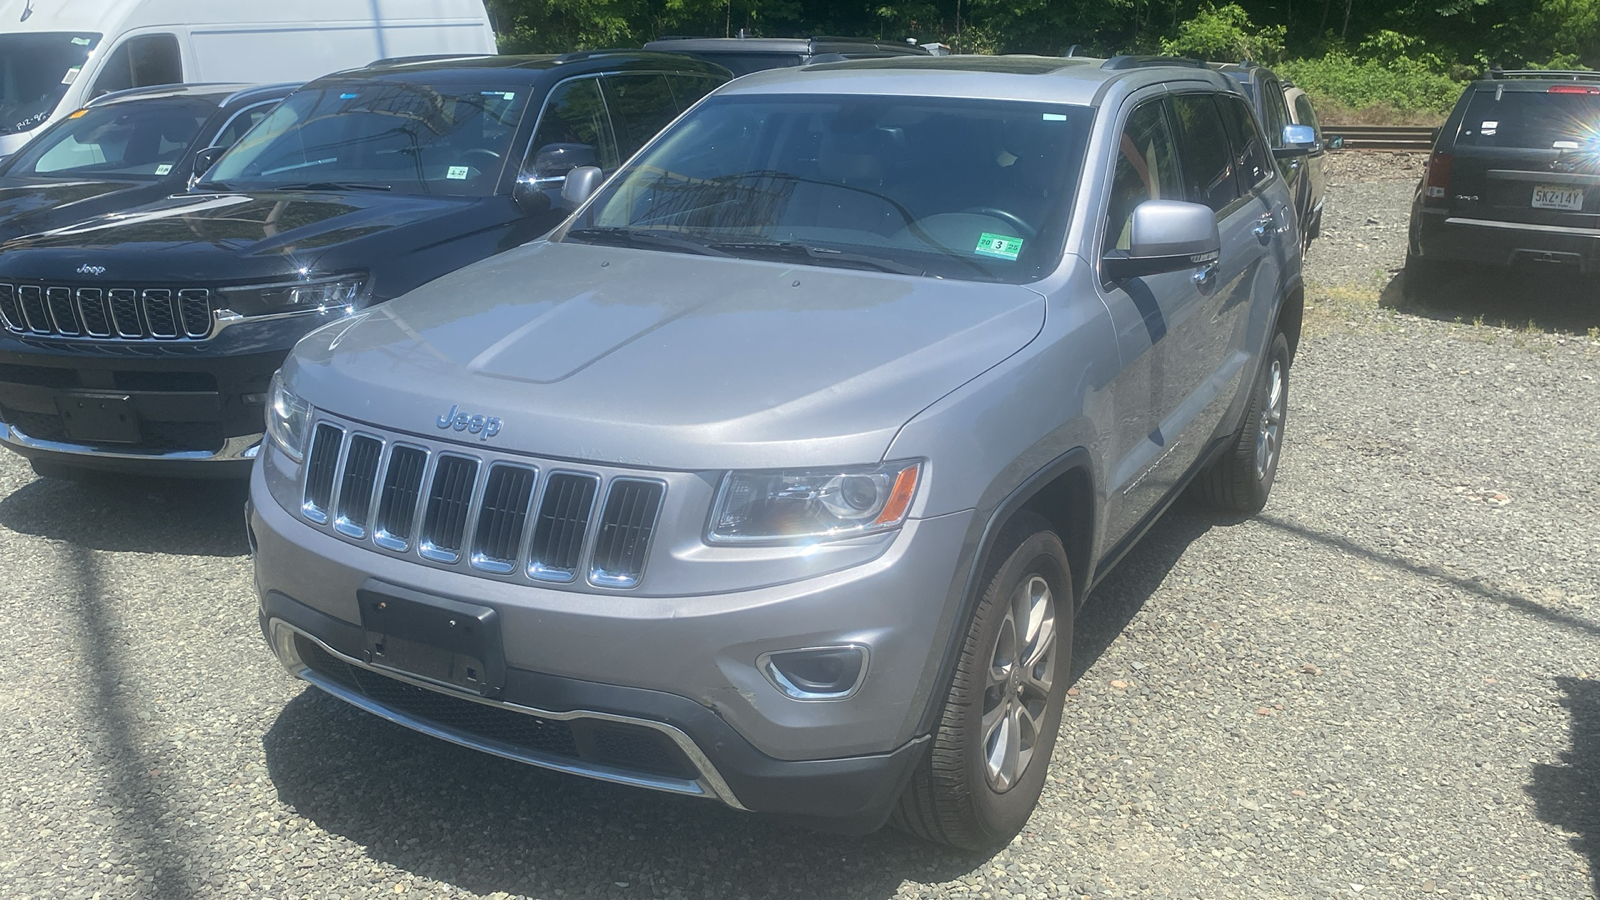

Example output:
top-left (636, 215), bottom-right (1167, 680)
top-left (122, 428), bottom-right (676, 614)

top-left (216, 274), bottom-right (367, 317)
top-left (708, 460), bottom-right (922, 543)
top-left (266, 372), bottom-right (314, 462)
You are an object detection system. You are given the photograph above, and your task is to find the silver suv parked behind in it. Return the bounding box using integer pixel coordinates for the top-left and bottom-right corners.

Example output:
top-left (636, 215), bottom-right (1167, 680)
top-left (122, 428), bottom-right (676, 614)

top-left (250, 55), bottom-right (1306, 849)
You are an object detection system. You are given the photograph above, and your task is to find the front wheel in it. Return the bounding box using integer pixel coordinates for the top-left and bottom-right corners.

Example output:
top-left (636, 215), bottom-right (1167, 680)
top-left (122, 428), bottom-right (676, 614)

top-left (1191, 331), bottom-right (1290, 514)
top-left (892, 511), bottom-right (1073, 850)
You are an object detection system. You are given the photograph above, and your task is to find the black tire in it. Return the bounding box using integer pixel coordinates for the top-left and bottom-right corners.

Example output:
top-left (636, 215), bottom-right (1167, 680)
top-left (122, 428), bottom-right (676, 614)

top-left (891, 511), bottom-right (1073, 850)
top-left (1191, 331), bottom-right (1290, 514)
top-left (1403, 252), bottom-right (1442, 301)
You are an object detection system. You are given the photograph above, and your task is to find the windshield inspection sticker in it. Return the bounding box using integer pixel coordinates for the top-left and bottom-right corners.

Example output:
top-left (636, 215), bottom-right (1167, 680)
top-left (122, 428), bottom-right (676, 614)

top-left (154, 163), bottom-right (172, 175)
top-left (976, 232), bottom-right (1023, 260)
top-left (446, 165), bottom-right (470, 180)
top-left (1042, 112), bottom-right (1068, 121)
top-left (62, 65), bottom-right (81, 85)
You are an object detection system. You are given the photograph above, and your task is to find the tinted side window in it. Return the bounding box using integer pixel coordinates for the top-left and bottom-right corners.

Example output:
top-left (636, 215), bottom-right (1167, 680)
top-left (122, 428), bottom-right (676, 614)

top-left (1169, 94), bottom-right (1239, 212)
top-left (525, 77), bottom-right (620, 175)
top-left (1261, 79), bottom-right (1292, 148)
top-left (1104, 99), bottom-right (1182, 251)
top-left (666, 74), bottom-right (723, 112)
top-left (91, 34), bottom-right (182, 97)
top-left (1219, 95), bottom-right (1272, 191)
top-left (210, 102), bottom-right (276, 150)
top-left (602, 73), bottom-right (680, 159)
top-left (1292, 95), bottom-right (1321, 135)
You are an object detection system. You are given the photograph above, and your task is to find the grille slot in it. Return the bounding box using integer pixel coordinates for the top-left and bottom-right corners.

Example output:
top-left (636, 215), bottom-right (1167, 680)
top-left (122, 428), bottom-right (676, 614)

top-left (178, 289), bottom-right (212, 337)
top-left (18, 286), bottom-right (48, 333)
top-left (302, 424), bottom-right (344, 524)
top-left (76, 289), bottom-right (111, 337)
top-left (419, 455), bottom-right (479, 563)
top-left (142, 289), bottom-right (177, 338)
top-left (108, 288), bottom-right (142, 337)
top-left (527, 473), bottom-right (598, 582)
top-left (46, 287), bottom-right (80, 335)
top-left (0, 284), bottom-right (19, 331)
top-left (334, 435), bottom-right (383, 538)
top-left (471, 464), bottom-right (537, 574)
top-left (373, 445), bottom-right (427, 551)
top-left (589, 479), bottom-right (665, 588)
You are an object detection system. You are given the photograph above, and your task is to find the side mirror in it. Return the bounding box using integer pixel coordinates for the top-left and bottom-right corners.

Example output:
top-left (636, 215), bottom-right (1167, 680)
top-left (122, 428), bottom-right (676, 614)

top-left (531, 142), bottom-right (598, 181)
top-left (561, 166), bottom-right (603, 207)
top-left (189, 146), bottom-right (226, 187)
top-left (1274, 123), bottom-right (1320, 158)
top-left (511, 176), bottom-right (552, 216)
top-left (1102, 200), bottom-right (1221, 280)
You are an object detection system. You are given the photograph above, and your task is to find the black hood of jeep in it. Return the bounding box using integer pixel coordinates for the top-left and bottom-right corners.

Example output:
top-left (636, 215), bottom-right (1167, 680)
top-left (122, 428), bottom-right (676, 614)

top-left (0, 175), bottom-right (170, 245)
top-left (0, 189), bottom-right (531, 299)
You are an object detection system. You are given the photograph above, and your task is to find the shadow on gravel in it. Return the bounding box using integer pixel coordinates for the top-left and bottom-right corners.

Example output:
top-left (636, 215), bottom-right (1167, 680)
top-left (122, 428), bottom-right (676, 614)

top-left (264, 689), bottom-right (989, 898)
top-left (1380, 266), bottom-right (1600, 334)
top-left (0, 472), bottom-right (248, 557)
top-left (1258, 513), bottom-right (1600, 639)
top-left (1070, 507), bottom-right (1217, 683)
top-left (1529, 677), bottom-right (1600, 894)
top-left (61, 544), bottom-right (199, 898)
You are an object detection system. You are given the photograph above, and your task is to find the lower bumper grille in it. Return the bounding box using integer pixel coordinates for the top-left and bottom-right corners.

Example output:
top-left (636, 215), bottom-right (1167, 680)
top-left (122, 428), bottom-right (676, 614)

top-left (0, 405), bottom-right (225, 453)
top-left (295, 635), bottom-right (698, 781)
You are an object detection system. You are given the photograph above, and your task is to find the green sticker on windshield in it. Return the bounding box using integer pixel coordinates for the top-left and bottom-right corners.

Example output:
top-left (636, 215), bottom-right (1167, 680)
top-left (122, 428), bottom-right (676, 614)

top-left (975, 232), bottom-right (1023, 261)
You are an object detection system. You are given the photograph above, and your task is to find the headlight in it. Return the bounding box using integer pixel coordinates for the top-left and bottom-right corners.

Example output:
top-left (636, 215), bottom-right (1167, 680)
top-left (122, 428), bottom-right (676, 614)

top-left (265, 372), bottom-right (313, 462)
top-left (216, 274), bottom-right (367, 317)
top-left (708, 460), bottom-right (921, 543)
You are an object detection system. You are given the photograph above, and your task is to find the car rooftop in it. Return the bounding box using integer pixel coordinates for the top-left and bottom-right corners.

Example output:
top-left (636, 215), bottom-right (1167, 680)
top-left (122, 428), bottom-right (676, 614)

top-left (718, 54), bottom-right (1238, 105)
top-left (345, 51), bottom-right (729, 80)
top-left (86, 82), bottom-right (296, 107)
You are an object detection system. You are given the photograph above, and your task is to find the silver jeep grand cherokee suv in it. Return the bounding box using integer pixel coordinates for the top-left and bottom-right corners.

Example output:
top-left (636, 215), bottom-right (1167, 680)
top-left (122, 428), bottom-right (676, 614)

top-left (249, 54), bottom-right (1305, 849)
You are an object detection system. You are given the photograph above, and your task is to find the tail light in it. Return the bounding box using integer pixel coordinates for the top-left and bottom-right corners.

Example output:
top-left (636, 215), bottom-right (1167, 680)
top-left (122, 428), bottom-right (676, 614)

top-left (1424, 151), bottom-right (1452, 205)
top-left (1549, 84), bottom-right (1600, 94)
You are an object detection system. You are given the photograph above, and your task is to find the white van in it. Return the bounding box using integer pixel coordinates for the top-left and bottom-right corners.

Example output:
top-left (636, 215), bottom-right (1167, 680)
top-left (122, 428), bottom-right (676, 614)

top-left (0, 0), bottom-right (497, 155)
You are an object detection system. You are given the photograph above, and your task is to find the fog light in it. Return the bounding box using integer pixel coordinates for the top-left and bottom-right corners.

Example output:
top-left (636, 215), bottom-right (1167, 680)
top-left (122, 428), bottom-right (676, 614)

top-left (759, 645), bottom-right (868, 700)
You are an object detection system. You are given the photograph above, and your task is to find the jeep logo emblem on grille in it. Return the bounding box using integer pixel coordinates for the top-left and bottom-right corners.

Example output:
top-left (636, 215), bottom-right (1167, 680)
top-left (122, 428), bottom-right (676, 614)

top-left (436, 404), bottom-right (502, 440)
top-left (76, 264), bottom-right (106, 276)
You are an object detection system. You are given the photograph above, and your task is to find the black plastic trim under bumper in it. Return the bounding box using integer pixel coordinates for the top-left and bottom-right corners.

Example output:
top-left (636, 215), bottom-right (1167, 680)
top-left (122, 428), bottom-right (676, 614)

top-left (258, 588), bottom-right (927, 833)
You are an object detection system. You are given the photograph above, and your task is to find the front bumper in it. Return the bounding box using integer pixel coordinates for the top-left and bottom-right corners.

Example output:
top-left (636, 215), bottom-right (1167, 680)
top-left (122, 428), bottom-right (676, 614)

top-left (1414, 207), bottom-right (1600, 273)
top-left (249, 459), bottom-right (973, 828)
top-left (0, 313), bottom-right (342, 475)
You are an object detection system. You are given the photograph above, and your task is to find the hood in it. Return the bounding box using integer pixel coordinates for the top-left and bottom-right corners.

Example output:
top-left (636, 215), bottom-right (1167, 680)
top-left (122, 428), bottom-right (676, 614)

top-left (0, 190), bottom-right (510, 285)
top-left (287, 240), bottom-right (1046, 470)
top-left (0, 176), bottom-right (151, 241)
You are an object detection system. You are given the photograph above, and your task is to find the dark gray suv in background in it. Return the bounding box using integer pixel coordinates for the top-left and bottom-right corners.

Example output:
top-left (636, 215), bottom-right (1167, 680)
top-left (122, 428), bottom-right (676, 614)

top-left (250, 55), bottom-right (1306, 849)
top-left (1408, 69), bottom-right (1600, 284)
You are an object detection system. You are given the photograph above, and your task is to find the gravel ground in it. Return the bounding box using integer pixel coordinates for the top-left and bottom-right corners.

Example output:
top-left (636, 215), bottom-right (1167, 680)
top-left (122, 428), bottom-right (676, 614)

top-left (1, 152), bottom-right (1598, 900)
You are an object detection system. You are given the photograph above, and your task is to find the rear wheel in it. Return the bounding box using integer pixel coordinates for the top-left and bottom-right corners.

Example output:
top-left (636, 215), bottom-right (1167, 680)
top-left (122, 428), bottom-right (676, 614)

top-left (892, 511), bottom-right (1073, 850)
top-left (1192, 331), bottom-right (1289, 514)
top-left (1403, 251), bottom-right (1442, 301)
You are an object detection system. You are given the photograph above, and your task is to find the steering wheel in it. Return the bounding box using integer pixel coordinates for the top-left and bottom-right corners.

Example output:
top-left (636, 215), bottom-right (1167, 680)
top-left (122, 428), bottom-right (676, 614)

top-left (961, 207), bottom-right (1036, 238)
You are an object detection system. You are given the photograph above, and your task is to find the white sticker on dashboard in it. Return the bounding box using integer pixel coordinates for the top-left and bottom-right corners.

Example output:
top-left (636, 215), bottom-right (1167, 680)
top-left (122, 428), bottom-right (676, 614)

top-left (447, 165), bottom-right (470, 180)
top-left (155, 164), bottom-right (172, 175)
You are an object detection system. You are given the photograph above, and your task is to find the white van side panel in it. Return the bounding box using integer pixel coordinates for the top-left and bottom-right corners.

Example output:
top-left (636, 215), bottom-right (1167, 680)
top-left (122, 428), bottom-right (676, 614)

top-left (187, 21), bottom-right (495, 84)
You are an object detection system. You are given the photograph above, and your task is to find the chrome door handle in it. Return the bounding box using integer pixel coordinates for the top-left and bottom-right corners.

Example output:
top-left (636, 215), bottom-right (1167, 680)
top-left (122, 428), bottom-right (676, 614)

top-left (1252, 215), bottom-right (1274, 238)
top-left (1193, 261), bottom-right (1218, 286)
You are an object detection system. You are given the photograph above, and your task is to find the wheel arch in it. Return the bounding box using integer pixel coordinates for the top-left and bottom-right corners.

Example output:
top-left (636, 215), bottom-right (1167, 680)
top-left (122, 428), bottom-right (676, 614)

top-left (914, 446), bottom-right (1096, 735)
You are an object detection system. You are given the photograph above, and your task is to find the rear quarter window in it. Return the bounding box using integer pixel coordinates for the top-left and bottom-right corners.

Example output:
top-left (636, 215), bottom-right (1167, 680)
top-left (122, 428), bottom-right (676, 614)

top-left (1456, 88), bottom-right (1600, 150)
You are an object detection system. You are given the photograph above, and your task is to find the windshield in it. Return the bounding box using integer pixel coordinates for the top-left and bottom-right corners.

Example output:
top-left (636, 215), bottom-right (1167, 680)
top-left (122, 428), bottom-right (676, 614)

top-left (563, 94), bottom-right (1092, 283)
top-left (202, 81), bottom-right (531, 195)
top-left (0, 32), bottom-right (100, 135)
top-left (4, 96), bottom-right (213, 179)
top-left (1458, 89), bottom-right (1600, 151)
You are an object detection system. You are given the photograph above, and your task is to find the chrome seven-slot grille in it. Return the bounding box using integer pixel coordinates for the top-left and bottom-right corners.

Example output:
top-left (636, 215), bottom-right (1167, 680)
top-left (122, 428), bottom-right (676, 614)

top-left (301, 422), bottom-right (665, 589)
top-left (0, 282), bottom-right (214, 339)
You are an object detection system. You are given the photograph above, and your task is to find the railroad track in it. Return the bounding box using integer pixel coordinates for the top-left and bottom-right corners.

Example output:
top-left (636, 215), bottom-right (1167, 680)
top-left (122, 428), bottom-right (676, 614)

top-left (1323, 124), bottom-right (1439, 151)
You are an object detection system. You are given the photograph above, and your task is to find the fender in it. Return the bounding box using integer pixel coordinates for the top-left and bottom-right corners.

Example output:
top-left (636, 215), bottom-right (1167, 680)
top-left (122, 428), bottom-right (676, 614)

top-left (913, 446), bottom-right (1096, 736)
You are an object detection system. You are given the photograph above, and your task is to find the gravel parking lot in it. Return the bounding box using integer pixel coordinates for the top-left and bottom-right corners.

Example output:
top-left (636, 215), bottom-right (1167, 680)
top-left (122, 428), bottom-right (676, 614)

top-left (1, 153), bottom-right (1596, 900)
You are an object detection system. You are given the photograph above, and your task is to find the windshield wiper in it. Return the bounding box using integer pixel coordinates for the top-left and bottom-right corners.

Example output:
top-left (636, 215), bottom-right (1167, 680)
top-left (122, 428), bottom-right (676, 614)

top-left (270, 181), bottom-right (392, 192)
top-left (709, 240), bottom-right (926, 276)
top-left (564, 227), bottom-right (729, 256)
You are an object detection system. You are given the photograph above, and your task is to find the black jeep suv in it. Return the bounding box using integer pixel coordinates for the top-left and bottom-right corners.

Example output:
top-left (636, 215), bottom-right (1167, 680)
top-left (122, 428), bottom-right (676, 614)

top-left (0, 52), bottom-right (728, 479)
top-left (1408, 69), bottom-right (1600, 283)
